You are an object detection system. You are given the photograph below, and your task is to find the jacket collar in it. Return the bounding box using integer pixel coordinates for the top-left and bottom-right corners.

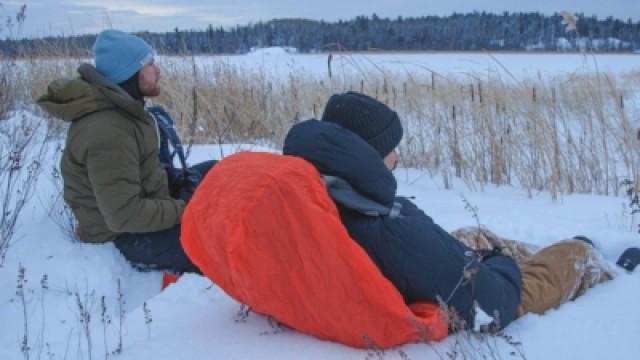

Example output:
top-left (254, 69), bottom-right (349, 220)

top-left (323, 175), bottom-right (403, 217)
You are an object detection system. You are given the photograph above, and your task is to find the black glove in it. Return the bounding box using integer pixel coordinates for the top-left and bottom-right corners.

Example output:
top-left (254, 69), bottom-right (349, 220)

top-left (166, 167), bottom-right (202, 203)
top-left (476, 246), bottom-right (505, 261)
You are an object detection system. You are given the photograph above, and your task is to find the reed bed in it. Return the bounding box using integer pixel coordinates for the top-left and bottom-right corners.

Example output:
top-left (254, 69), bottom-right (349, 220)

top-left (5, 53), bottom-right (640, 198)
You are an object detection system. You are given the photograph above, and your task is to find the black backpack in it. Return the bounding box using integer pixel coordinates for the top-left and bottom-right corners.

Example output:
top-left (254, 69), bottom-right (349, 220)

top-left (147, 106), bottom-right (201, 199)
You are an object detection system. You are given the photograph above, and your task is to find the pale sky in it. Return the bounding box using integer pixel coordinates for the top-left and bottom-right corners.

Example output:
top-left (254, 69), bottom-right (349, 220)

top-left (2, 0), bottom-right (639, 39)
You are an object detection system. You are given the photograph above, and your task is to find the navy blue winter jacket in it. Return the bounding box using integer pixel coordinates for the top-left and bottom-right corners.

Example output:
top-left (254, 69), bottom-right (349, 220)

top-left (283, 119), bottom-right (523, 330)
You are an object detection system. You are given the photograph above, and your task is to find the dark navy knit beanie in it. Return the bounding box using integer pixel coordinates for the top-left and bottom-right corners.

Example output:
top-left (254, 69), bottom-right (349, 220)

top-left (93, 30), bottom-right (155, 84)
top-left (321, 92), bottom-right (403, 157)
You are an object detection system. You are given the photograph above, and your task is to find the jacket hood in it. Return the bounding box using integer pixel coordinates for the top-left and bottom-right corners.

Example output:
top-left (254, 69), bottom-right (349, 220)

top-left (283, 119), bottom-right (397, 208)
top-left (322, 175), bottom-right (403, 217)
top-left (36, 63), bottom-right (146, 122)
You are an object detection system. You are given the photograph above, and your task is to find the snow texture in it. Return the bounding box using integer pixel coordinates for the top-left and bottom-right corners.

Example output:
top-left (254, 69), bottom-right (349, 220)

top-left (1, 141), bottom-right (638, 360)
top-left (160, 51), bottom-right (640, 82)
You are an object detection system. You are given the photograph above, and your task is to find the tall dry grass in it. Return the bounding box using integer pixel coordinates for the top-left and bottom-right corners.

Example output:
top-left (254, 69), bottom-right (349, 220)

top-left (8, 53), bottom-right (640, 198)
top-left (154, 54), bottom-right (640, 198)
top-left (3, 56), bottom-right (84, 134)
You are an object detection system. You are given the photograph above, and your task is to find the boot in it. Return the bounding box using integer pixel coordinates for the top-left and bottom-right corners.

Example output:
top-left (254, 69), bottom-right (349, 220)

top-left (617, 247), bottom-right (640, 272)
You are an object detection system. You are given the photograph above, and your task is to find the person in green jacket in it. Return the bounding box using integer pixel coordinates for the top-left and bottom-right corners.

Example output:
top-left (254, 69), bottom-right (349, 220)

top-left (37, 30), bottom-right (214, 273)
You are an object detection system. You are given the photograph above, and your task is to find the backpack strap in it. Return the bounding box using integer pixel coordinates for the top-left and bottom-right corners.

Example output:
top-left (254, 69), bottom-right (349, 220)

top-left (146, 106), bottom-right (189, 171)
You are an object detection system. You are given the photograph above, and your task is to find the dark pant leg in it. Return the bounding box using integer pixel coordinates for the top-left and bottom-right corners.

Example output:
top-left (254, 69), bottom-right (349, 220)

top-left (113, 225), bottom-right (199, 274)
top-left (117, 161), bottom-right (216, 272)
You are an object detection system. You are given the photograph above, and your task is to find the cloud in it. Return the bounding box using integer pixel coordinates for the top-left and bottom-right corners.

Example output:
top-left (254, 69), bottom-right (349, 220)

top-left (2, 1), bottom-right (245, 38)
top-left (5, 0), bottom-right (640, 39)
top-left (72, 1), bottom-right (191, 17)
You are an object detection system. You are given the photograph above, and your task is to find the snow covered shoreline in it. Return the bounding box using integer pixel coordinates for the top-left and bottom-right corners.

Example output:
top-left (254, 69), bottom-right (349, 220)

top-left (9, 50), bottom-right (640, 81)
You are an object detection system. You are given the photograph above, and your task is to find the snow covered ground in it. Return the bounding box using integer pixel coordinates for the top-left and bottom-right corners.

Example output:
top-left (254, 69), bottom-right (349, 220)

top-left (161, 48), bottom-right (640, 80)
top-left (1, 137), bottom-right (639, 360)
top-left (2, 50), bottom-right (640, 359)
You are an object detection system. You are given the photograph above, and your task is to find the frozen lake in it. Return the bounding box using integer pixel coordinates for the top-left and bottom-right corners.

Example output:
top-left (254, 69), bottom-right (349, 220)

top-left (159, 48), bottom-right (640, 80)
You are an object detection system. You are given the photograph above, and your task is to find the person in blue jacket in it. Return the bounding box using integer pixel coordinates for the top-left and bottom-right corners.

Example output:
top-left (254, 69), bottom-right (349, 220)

top-left (283, 91), bottom-right (613, 332)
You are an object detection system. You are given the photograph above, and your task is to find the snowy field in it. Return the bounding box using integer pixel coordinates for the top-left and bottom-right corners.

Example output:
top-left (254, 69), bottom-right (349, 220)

top-left (2, 51), bottom-right (640, 359)
top-left (161, 48), bottom-right (640, 80)
top-left (1, 138), bottom-right (639, 360)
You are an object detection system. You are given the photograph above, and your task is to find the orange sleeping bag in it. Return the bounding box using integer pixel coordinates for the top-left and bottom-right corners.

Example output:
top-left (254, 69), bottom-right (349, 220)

top-left (181, 151), bottom-right (447, 348)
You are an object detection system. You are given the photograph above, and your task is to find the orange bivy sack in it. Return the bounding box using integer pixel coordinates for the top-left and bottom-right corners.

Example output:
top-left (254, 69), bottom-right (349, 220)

top-left (181, 151), bottom-right (447, 348)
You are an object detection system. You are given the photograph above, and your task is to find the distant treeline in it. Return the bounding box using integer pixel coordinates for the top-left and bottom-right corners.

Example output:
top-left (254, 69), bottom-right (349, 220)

top-left (3, 11), bottom-right (640, 56)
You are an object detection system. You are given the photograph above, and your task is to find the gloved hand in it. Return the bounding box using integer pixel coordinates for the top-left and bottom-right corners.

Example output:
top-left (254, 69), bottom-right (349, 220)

top-left (476, 246), bottom-right (505, 261)
top-left (166, 167), bottom-right (201, 203)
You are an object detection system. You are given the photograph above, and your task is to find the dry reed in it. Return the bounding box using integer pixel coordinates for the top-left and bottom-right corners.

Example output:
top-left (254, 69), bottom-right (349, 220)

top-left (9, 53), bottom-right (640, 198)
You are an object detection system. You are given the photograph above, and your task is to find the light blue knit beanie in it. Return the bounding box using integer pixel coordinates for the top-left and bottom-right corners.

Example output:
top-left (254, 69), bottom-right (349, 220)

top-left (93, 30), bottom-right (155, 84)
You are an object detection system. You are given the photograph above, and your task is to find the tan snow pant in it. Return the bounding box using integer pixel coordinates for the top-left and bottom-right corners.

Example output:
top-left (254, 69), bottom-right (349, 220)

top-left (451, 227), bottom-right (614, 318)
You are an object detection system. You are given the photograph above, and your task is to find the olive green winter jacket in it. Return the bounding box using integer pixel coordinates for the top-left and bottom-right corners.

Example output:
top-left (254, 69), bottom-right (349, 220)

top-left (37, 64), bottom-right (184, 243)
